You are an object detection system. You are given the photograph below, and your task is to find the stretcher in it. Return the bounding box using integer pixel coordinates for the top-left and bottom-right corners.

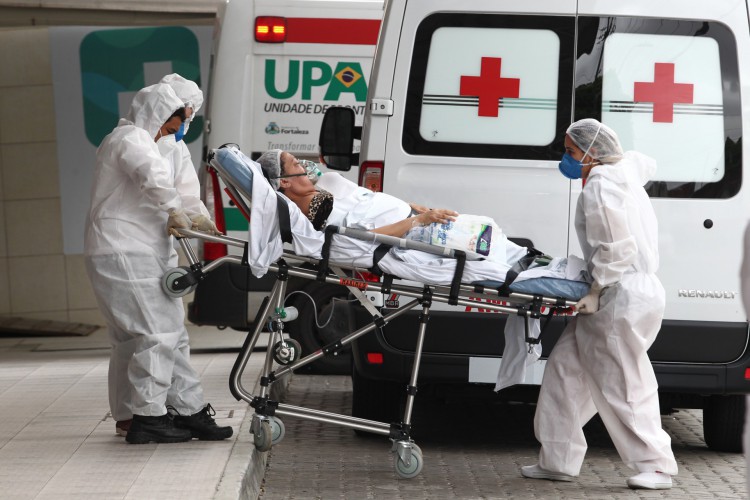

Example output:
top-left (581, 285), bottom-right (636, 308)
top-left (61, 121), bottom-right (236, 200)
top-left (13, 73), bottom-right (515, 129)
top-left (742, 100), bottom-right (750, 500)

top-left (163, 145), bottom-right (589, 479)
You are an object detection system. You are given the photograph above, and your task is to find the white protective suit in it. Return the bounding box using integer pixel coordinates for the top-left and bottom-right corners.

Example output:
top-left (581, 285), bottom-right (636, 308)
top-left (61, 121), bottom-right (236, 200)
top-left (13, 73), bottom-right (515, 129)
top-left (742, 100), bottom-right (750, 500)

top-left (155, 74), bottom-right (209, 221)
top-left (84, 83), bottom-right (206, 419)
top-left (534, 150), bottom-right (678, 476)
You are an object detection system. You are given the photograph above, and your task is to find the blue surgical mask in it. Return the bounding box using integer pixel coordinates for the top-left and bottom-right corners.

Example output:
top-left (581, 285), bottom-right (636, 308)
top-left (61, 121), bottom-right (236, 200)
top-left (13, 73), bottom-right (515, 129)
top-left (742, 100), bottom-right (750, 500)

top-left (174, 122), bottom-right (186, 142)
top-left (559, 153), bottom-right (583, 179)
top-left (560, 123), bottom-right (603, 180)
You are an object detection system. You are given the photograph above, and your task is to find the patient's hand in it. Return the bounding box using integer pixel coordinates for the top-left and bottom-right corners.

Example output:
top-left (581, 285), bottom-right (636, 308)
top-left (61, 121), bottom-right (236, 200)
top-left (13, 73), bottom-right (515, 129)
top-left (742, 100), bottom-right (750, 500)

top-left (416, 208), bottom-right (458, 226)
top-left (409, 203), bottom-right (429, 214)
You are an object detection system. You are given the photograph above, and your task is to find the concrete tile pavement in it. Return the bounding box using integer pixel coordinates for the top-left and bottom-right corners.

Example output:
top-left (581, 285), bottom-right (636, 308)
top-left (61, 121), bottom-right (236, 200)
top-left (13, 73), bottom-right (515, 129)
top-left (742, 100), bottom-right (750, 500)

top-left (0, 325), bottom-right (269, 500)
top-left (260, 374), bottom-right (748, 499)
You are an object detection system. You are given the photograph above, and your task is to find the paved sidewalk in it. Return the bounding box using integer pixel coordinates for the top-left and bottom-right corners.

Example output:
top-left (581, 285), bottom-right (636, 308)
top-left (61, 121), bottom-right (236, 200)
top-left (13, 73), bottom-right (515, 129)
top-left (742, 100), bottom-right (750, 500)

top-left (0, 325), bottom-right (269, 500)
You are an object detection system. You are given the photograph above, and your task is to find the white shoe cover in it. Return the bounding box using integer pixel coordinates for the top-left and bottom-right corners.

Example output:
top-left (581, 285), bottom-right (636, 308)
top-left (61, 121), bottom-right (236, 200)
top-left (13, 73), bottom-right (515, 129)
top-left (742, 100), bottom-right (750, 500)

top-left (520, 464), bottom-right (574, 482)
top-left (627, 471), bottom-right (672, 490)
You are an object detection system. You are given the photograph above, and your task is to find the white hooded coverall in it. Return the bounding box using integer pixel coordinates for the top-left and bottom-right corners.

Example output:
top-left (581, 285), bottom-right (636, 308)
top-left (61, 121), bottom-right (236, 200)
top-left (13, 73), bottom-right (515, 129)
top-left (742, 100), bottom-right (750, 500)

top-left (84, 82), bottom-right (206, 419)
top-left (535, 151), bottom-right (678, 476)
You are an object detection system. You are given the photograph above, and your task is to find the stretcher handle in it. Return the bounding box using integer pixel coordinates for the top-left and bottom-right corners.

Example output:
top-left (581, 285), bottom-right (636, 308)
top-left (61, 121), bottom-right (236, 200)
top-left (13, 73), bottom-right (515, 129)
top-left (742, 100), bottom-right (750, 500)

top-left (330, 225), bottom-right (457, 258)
top-left (172, 227), bottom-right (247, 248)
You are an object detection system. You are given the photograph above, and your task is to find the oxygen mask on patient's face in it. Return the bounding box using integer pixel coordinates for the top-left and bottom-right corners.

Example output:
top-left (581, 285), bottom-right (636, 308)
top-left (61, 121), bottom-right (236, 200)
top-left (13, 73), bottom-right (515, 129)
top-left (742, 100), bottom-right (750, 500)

top-left (300, 160), bottom-right (323, 184)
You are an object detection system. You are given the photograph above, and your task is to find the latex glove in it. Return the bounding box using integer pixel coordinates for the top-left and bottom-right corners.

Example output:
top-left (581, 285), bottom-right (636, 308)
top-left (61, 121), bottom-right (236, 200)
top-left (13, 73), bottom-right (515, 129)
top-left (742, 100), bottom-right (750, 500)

top-left (575, 284), bottom-right (603, 315)
top-left (190, 214), bottom-right (220, 235)
top-left (166, 208), bottom-right (191, 237)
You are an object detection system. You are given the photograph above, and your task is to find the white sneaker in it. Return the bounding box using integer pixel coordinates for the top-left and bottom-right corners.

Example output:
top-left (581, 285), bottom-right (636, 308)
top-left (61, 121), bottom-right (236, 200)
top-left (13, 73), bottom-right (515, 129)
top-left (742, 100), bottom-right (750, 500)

top-left (520, 464), bottom-right (575, 482)
top-left (627, 471), bottom-right (672, 490)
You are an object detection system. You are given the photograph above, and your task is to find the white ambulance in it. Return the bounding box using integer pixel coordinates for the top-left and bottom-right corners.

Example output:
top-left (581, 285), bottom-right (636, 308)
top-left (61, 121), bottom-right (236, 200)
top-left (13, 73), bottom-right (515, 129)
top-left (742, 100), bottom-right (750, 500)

top-left (319, 0), bottom-right (750, 451)
top-left (188, 0), bottom-right (384, 374)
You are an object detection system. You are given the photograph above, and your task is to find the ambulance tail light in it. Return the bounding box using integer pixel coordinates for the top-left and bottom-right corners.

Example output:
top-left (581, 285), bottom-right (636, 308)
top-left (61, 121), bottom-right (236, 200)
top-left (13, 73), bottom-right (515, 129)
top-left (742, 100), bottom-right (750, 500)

top-left (366, 352), bottom-right (384, 364)
top-left (359, 161), bottom-right (383, 192)
top-left (358, 271), bottom-right (381, 283)
top-left (203, 166), bottom-right (228, 260)
top-left (255, 16), bottom-right (286, 43)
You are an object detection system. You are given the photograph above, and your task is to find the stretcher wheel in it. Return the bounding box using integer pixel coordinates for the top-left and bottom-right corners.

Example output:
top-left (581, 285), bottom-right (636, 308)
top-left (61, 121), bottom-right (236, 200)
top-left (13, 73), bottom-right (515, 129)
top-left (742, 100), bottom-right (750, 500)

top-left (273, 338), bottom-right (302, 365)
top-left (161, 266), bottom-right (197, 298)
top-left (253, 420), bottom-right (272, 452)
top-left (394, 447), bottom-right (423, 479)
top-left (270, 416), bottom-right (286, 445)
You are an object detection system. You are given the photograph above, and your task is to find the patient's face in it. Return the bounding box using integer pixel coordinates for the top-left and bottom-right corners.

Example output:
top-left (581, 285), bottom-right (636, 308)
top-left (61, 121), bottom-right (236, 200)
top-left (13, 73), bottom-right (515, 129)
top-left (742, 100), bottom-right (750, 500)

top-left (281, 152), bottom-right (303, 175)
top-left (279, 152), bottom-right (316, 196)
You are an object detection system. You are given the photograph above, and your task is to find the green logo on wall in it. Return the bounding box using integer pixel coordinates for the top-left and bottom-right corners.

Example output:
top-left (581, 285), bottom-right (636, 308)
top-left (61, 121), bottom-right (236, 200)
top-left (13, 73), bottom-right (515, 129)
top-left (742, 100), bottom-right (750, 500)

top-left (80, 26), bottom-right (203, 146)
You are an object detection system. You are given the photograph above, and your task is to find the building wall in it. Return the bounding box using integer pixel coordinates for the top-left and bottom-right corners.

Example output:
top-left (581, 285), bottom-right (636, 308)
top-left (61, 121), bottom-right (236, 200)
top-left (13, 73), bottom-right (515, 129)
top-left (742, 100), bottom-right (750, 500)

top-left (0, 26), bottom-right (196, 326)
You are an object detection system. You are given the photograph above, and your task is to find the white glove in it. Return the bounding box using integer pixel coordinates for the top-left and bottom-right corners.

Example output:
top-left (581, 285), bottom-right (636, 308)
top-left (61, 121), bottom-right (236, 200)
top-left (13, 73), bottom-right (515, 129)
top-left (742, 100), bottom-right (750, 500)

top-left (166, 208), bottom-right (191, 237)
top-left (190, 214), bottom-right (220, 235)
top-left (575, 284), bottom-right (603, 315)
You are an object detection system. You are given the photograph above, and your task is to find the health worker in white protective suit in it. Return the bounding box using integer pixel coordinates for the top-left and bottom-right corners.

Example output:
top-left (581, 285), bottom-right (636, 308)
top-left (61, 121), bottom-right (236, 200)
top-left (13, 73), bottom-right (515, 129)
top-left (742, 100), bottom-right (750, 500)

top-left (155, 73), bottom-right (218, 234)
top-left (521, 119), bottom-right (677, 489)
top-left (84, 82), bottom-right (231, 444)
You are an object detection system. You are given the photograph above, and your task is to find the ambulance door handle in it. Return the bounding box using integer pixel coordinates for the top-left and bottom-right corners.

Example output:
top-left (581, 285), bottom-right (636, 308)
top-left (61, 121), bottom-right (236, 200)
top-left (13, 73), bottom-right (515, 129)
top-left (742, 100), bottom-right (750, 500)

top-left (370, 98), bottom-right (394, 116)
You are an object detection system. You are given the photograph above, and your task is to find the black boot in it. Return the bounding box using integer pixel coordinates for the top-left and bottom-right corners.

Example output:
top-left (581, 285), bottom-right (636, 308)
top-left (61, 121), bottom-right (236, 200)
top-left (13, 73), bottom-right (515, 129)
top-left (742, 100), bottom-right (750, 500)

top-left (125, 414), bottom-right (193, 444)
top-left (171, 404), bottom-right (234, 440)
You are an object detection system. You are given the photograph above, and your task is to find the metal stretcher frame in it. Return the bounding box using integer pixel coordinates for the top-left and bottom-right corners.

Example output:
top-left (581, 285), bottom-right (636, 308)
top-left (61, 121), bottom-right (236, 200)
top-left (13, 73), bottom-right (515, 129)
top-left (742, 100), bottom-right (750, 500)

top-left (161, 151), bottom-right (579, 479)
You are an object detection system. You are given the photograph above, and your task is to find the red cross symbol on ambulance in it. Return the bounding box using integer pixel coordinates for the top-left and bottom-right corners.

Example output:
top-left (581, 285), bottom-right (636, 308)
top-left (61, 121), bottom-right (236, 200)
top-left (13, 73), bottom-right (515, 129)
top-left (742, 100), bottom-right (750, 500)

top-left (459, 57), bottom-right (520, 117)
top-left (634, 62), bottom-right (694, 123)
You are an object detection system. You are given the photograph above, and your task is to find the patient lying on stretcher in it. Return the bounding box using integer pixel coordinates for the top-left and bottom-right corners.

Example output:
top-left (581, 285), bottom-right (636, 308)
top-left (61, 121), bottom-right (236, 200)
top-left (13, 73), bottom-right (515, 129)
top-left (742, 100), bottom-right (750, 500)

top-left (252, 149), bottom-right (590, 389)
top-left (257, 149), bottom-right (531, 268)
top-left (218, 146), bottom-right (589, 390)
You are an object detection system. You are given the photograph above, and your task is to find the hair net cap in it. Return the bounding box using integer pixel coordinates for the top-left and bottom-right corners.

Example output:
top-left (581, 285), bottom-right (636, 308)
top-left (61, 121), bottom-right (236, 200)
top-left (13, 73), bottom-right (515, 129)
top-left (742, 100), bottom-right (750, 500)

top-left (257, 149), bottom-right (283, 190)
top-left (566, 118), bottom-right (623, 164)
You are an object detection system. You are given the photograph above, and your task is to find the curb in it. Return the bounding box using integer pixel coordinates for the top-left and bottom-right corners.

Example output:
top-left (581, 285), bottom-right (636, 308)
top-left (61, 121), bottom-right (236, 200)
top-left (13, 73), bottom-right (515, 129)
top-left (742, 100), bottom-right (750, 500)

top-left (214, 371), bottom-right (292, 500)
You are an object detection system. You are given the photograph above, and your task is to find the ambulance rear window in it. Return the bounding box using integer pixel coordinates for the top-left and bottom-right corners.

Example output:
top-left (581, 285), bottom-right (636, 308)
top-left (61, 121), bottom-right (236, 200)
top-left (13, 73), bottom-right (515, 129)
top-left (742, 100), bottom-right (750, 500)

top-left (575, 17), bottom-right (741, 199)
top-left (403, 14), bottom-right (575, 161)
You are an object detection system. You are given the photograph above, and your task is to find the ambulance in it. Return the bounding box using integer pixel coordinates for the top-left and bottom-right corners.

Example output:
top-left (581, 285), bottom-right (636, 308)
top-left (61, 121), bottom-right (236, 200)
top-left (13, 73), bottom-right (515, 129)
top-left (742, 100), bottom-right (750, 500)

top-left (319, 0), bottom-right (750, 451)
top-left (188, 0), bottom-right (384, 374)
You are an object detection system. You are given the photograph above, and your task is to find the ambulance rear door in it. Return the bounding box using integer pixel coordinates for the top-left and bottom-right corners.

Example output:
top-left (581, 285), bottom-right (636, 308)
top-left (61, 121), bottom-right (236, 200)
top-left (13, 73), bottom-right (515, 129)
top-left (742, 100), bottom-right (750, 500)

top-left (378, 0), bottom-right (577, 260)
top-left (574, 0), bottom-right (749, 365)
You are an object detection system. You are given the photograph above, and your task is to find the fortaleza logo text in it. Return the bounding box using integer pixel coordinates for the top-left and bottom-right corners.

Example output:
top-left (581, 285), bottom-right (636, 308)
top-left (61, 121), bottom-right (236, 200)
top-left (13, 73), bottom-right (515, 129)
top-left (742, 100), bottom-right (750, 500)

top-left (265, 60), bottom-right (368, 101)
top-left (265, 122), bottom-right (309, 135)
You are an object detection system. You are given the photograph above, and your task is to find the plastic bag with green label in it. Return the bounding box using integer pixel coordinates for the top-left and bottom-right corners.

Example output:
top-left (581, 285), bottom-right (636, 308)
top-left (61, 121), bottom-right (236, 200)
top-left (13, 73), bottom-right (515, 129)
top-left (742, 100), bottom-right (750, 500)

top-left (405, 214), bottom-right (505, 261)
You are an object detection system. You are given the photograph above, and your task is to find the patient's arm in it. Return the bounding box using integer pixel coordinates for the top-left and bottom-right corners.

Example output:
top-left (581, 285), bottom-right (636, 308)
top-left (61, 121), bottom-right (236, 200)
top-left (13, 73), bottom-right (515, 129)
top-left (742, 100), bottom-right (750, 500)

top-left (371, 208), bottom-right (458, 237)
